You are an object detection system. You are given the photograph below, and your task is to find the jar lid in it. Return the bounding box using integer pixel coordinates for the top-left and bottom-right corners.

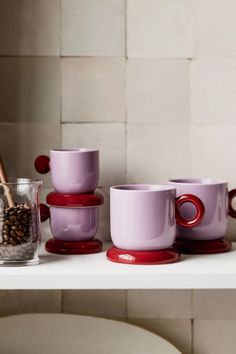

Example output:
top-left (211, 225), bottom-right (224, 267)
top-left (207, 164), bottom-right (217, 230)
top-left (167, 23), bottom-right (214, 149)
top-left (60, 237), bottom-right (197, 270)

top-left (46, 191), bottom-right (104, 207)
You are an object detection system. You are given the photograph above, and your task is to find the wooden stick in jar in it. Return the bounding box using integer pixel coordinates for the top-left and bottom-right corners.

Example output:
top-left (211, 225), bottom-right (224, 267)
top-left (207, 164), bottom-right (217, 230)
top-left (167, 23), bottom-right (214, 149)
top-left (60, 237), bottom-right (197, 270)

top-left (0, 155), bottom-right (15, 208)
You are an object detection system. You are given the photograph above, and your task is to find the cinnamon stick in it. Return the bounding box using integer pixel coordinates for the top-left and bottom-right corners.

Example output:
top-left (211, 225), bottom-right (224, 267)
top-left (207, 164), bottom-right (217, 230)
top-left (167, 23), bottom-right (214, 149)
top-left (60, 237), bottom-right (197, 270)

top-left (0, 155), bottom-right (15, 208)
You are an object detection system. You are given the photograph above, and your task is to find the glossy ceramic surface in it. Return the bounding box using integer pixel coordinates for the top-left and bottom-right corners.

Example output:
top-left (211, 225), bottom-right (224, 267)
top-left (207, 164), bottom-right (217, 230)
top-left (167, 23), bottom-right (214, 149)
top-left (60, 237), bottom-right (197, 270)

top-left (168, 179), bottom-right (236, 241)
top-left (106, 246), bottom-right (180, 265)
top-left (49, 206), bottom-right (99, 241)
top-left (0, 314), bottom-right (181, 354)
top-left (110, 184), bottom-right (204, 251)
top-left (175, 237), bottom-right (232, 254)
top-left (35, 149), bottom-right (99, 194)
top-left (45, 238), bottom-right (102, 254)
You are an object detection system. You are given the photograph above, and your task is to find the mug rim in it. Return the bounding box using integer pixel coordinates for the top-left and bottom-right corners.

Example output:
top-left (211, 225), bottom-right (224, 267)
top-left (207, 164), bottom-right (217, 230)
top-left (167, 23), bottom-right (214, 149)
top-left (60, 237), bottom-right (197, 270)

top-left (50, 148), bottom-right (98, 153)
top-left (0, 178), bottom-right (42, 186)
top-left (168, 178), bottom-right (227, 186)
top-left (111, 184), bottom-right (175, 192)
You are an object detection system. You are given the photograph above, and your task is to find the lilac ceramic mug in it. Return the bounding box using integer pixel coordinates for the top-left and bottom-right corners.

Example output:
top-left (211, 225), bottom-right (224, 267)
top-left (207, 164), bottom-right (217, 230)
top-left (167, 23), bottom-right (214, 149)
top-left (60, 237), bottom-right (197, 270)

top-left (35, 149), bottom-right (99, 194)
top-left (168, 179), bottom-right (236, 240)
top-left (40, 192), bottom-right (104, 241)
top-left (110, 184), bottom-right (205, 251)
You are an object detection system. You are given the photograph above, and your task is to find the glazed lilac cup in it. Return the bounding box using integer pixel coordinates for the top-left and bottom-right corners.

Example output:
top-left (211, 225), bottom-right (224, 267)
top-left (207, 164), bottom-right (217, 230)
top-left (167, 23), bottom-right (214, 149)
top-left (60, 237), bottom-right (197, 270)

top-left (110, 184), bottom-right (205, 251)
top-left (35, 149), bottom-right (99, 194)
top-left (168, 179), bottom-right (236, 241)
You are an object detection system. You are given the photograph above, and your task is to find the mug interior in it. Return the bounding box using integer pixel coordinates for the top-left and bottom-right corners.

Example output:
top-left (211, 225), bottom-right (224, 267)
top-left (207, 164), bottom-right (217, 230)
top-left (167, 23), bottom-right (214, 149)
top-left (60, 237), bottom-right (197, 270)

top-left (50, 148), bottom-right (98, 153)
top-left (169, 178), bottom-right (226, 185)
top-left (111, 184), bottom-right (174, 192)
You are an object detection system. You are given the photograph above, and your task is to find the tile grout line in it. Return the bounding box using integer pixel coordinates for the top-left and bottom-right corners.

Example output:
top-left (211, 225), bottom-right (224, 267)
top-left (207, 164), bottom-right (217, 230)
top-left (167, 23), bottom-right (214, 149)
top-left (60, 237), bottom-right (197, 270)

top-left (125, 290), bottom-right (128, 322)
top-left (125, 0), bottom-right (128, 60)
top-left (61, 290), bottom-right (64, 313)
top-left (59, 0), bottom-right (62, 58)
top-left (191, 290), bottom-right (194, 354)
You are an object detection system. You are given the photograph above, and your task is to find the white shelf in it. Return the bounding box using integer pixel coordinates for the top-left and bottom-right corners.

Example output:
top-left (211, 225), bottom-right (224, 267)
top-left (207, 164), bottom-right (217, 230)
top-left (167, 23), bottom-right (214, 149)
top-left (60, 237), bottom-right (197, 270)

top-left (1, 242), bottom-right (236, 289)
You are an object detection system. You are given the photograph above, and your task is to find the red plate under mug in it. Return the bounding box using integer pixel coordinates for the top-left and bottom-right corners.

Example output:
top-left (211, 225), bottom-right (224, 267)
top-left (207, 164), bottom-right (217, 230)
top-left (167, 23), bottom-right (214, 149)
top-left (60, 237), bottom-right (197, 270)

top-left (45, 238), bottom-right (102, 255)
top-left (106, 246), bottom-right (180, 265)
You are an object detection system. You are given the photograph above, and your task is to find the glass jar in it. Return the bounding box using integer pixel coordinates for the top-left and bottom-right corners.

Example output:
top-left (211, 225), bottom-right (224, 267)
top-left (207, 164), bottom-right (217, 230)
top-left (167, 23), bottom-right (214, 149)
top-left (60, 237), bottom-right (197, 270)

top-left (0, 178), bottom-right (42, 265)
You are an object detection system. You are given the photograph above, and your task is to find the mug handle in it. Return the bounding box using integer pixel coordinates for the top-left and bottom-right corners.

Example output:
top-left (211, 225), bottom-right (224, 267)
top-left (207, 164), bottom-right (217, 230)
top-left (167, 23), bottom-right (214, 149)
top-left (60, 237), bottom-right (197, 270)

top-left (40, 203), bottom-right (50, 222)
top-left (228, 189), bottom-right (236, 218)
top-left (175, 194), bottom-right (205, 228)
top-left (34, 155), bottom-right (50, 174)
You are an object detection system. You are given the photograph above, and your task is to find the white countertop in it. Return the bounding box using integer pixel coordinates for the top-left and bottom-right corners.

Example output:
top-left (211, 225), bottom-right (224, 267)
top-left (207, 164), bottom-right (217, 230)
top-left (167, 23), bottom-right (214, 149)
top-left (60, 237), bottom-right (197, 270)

top-left (0, 242), bottom-right (236, 289)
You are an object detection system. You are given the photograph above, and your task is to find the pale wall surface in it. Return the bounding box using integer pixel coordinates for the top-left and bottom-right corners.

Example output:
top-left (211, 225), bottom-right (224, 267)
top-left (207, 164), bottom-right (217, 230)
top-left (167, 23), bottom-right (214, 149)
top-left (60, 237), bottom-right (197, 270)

top-left (0, 1), bottom-right (236, 353)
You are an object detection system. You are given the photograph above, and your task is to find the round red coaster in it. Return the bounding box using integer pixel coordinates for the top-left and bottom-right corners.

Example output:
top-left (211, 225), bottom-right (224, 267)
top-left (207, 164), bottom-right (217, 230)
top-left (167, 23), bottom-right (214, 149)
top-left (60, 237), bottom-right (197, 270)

top-left (174, 237), bottom-right (232, 254)
top-left (45, 238), bottom-right (102, 255)
top-left (106, 246), bottom-right (180, 265)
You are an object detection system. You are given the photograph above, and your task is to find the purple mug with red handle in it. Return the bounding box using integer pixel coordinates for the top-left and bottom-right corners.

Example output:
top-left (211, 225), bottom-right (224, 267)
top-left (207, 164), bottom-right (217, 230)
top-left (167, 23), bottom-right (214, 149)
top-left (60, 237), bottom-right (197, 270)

top-left (168, 179), bottom-right (236, 241)
top-left (110, 184), bottom-right (205, 251)
top-left (35, 148), bottom-right (99, 194)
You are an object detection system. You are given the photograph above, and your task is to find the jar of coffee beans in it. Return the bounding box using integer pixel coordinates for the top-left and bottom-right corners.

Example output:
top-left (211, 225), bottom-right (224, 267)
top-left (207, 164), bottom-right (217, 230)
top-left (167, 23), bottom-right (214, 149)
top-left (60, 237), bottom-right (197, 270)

top-left (0, 179), bottom-right (42, 265)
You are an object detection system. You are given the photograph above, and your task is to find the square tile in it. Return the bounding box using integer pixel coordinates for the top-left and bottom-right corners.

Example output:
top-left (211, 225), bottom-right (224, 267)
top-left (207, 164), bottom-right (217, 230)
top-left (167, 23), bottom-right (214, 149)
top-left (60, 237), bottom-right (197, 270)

top-left (0, 0), bottom-right (59, 55)
top-left (191, 125), bottom-right (236, 187)
top-left (194, 320), bottom-right (236, 354)
top-left (127, 290), bottom-right (191, 319)
top-left (193, 0), bottom-right (236, 57)
top-left (193, 290), bottom-right (236, 320)
top-left (62, 123), bottom-right (126, 187)
top-left (0, 290), bottom-right (61, 316)
top-left (127, 59), bottom-right (190, 123)
top-left (129, 319), bottom-right (191, 354)
top-left (96, 187), bottom-right (110, 242)
top-left (61, 58), bottom-right (125, 123)
top-left (0, 57), bottom-right (60, 123)
top-left (62, 290), bottom-right (126, 320)
top-left (0, 123), bottom-right (60, 188)
top-left (191, 60), bottom-right (236, 125)
top-left (127, 0), bottom-right (192, 58)
top-left (61, 0), bottom-right (125, 56)
top-left (127, 124), bottom-right (191, 183)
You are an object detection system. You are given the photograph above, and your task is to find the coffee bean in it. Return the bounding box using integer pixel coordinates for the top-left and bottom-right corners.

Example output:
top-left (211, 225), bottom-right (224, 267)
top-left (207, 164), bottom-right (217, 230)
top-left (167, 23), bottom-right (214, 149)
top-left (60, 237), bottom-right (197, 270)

top-left (10, 230), bottom-right (16, 237)
top-left (15, 230), bottom-right (24, 238)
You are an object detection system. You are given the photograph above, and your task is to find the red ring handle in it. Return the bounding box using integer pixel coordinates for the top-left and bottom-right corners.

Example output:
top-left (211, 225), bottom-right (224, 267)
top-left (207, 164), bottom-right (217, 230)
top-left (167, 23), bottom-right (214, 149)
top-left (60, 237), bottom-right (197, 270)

top-left (40, 203), bottom-right (50, 222)
top-left (34, 155), bottom-right (50, 174)
top-left (176, 194), bottom-right (205, 228)
top-left (228, 189), bottom-right (236, 218)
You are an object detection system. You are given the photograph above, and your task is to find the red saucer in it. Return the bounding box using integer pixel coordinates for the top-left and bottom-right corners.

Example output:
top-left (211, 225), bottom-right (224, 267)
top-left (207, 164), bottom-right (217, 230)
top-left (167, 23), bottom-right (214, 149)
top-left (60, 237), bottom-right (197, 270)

top-left (45, 238), bottom-right (102, 255)
top-left (106, 246), bottom-right (180, 265)
top-left (174, 237), bottom-right (232, 254)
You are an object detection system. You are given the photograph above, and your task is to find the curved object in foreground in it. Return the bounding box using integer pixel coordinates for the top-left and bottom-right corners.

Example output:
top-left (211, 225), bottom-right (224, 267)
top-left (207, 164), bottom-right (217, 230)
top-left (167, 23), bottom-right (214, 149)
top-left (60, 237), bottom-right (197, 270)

top-left (0, 313), bottom-right (181, 354)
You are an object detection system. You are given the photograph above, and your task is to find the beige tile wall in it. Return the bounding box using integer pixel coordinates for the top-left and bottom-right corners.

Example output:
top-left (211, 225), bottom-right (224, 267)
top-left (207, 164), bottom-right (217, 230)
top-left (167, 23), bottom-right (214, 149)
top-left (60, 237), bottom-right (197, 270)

top-left (0, 1), bottom-right (236, 353)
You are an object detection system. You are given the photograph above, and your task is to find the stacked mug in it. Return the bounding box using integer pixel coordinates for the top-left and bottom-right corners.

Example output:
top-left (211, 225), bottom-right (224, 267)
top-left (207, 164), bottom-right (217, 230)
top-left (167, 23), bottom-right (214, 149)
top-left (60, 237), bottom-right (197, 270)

top-left (35, 149), bottom-right (104, 254)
